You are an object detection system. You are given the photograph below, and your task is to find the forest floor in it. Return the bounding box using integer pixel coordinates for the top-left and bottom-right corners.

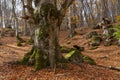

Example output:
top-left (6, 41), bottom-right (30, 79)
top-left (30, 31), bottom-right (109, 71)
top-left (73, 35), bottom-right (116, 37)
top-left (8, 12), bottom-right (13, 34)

top-left (0, 27), bottom-right (120, 80)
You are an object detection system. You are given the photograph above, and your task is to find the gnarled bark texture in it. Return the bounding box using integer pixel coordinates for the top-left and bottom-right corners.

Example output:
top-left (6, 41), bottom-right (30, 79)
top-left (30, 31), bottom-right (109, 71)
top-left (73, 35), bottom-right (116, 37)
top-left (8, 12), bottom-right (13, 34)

top-left (19, 0), bottom-right (74, 70)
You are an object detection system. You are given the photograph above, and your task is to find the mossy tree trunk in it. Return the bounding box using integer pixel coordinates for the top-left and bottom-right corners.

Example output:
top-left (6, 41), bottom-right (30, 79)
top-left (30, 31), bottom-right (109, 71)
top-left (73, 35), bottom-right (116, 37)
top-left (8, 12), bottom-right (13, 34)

top-left (20, 0), bottom-right (74, 70)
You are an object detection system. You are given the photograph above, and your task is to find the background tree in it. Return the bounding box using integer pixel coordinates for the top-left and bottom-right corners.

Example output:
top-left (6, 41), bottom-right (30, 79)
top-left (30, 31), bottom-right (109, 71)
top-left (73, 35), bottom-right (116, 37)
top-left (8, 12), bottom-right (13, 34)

top-left (21, 0), bottom-right (28, 36)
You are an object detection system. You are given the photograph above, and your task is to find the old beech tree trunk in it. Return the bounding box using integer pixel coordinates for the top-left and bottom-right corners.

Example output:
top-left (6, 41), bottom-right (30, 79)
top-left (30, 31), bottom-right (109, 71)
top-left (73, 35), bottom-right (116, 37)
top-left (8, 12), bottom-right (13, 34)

top-left (20, 0), bottom-right (74, 70)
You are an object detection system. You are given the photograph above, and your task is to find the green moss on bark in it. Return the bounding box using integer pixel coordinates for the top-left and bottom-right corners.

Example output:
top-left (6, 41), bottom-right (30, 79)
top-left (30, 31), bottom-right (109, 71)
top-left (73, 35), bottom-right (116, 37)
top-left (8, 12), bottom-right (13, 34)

top-left (35, 49), bottom-right (49, 70)
top-left (19, 2), bottom-right (63, 70)
top-left (83, 56), bottom-right (96, 65)
top-left (19, 47), bottom-right (35, 65)
top-left (40, 3), bottom-right (59, 19)
top-left (19, 46), bottom-right (49, 70)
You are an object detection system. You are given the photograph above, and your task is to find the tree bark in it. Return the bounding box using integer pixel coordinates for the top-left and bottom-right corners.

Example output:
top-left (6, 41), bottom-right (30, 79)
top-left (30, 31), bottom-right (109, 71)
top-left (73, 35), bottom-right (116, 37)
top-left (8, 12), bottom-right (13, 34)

top-left (20, 0), bottom-right (74, 70)
top-left (21, 0), bottom-right (28, 36)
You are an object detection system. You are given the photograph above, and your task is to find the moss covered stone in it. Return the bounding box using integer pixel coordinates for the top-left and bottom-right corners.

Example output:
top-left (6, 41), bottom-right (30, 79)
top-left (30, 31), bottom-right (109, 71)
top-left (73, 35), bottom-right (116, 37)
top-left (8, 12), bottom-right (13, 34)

top-left (65, 50), bottom-right (84, 63)
top-left (86, 31), bottom-right (99, 39)
top-left (104, 41), bottom-right (112, 46)
top-left (91, 36), bottom-right (102, 46)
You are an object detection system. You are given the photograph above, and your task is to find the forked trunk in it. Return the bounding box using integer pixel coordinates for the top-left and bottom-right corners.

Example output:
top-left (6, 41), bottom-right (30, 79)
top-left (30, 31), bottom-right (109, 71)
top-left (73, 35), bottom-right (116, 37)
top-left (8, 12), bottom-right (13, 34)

top-left (20, 0), bottom-right (74, 70)
top-left (20, 2), bottom-right (60, 70)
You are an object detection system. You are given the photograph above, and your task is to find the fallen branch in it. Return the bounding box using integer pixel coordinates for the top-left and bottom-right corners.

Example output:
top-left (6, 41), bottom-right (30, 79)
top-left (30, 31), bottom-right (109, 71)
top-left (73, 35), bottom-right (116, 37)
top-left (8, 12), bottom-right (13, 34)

top-left (97, 65), bottom-right (120, 71)
top-left (71, 62), bottom-right (120, 71)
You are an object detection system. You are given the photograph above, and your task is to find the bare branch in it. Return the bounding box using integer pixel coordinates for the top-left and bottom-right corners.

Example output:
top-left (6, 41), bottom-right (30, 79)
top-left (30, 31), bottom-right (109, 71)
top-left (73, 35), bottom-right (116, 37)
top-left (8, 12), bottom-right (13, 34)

top-left (57, 0), bottom-right (75, 27)
top-left (60, 0), bottom-right (75, 12)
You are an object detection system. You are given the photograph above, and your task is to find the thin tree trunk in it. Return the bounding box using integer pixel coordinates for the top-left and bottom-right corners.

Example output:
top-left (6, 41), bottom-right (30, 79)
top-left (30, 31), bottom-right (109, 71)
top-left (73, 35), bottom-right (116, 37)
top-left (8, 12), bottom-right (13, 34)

top-left (0, 0), bottom-right (5, 37)
top-left (21, 0), bottom-right (28, 36)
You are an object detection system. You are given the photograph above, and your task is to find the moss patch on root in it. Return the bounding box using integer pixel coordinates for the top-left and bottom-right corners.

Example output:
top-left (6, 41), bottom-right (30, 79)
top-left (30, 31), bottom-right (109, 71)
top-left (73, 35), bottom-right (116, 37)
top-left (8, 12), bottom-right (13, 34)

top-left (18, 47), bottom-right (49, 71)
top-left (18, 47), bottom-right (35, 65)
top-left (83, 56), bottom-right (96, 65)
top-left (34, 49), bottom-right (49, 71)
top-left (65, 50), bottom-right (84, 63)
